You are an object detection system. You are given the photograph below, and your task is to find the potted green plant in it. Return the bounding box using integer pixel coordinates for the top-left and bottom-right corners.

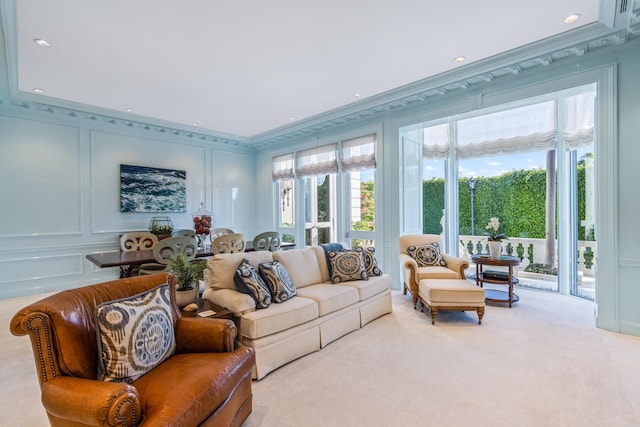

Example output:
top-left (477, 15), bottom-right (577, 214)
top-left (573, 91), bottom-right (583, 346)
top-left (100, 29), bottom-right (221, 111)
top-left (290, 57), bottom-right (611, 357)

top-left (168, 254), bottom-right (199, 307)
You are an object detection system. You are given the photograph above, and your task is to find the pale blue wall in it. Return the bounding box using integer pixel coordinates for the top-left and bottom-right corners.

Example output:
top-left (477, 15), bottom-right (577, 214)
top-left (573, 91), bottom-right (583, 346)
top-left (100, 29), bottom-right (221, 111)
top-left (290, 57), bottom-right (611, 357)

top-left (0, 109), bottom-right (257, 298)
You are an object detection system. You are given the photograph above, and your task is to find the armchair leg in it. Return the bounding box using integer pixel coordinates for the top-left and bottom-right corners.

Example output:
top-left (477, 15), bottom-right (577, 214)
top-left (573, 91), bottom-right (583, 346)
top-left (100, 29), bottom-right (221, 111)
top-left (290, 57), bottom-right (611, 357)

top-left (403, 283), bottom-right (407, 295)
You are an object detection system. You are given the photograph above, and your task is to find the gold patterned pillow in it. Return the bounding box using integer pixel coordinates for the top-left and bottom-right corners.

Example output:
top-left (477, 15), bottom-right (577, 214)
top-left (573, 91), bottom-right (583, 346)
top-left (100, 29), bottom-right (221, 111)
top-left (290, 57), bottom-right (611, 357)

top-left (328, 247), bottom-right (369, 283)
top-left (407, 243), bottom-right (447, 267)
top-left (95, 284), bottom-right (175, 383)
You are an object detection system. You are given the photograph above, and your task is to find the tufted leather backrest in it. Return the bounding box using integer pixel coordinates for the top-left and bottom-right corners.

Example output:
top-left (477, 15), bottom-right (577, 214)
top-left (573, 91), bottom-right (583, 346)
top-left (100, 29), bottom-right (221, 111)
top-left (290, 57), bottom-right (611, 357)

top-left (10, 273), bottom-right (179, 385)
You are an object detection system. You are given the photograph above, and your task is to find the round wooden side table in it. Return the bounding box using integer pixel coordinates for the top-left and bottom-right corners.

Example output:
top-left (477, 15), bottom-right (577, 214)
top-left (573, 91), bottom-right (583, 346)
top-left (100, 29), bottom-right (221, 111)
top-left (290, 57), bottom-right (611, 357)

top-left (471, 254), bottom-right (520, 308)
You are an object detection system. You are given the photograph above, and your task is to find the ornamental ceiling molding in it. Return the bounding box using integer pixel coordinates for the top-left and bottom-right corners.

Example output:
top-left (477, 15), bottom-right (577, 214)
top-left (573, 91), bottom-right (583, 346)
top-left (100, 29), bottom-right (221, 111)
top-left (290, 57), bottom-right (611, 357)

top-left (0, 96), bottom-right (253, 150)
top-left (252, 18), bottom-right (640, 149)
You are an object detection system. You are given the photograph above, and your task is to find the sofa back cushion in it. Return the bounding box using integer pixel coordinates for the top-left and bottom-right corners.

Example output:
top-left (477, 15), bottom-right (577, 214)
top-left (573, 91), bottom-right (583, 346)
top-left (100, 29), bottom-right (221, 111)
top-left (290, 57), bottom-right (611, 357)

top-left (206, 251), bottom-right (274, 291)
top-left (273, 248), bottom-right (324, 288)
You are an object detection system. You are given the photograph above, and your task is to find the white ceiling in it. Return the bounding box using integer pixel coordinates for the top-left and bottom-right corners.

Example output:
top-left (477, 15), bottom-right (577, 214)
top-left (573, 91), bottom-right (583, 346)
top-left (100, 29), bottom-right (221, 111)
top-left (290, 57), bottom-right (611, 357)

top-left (15, 0), bottom-right (600, 138)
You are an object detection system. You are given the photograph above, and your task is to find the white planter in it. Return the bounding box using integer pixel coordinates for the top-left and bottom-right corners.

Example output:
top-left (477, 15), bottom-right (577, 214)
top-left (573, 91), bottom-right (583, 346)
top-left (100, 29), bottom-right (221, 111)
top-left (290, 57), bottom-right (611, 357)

top-left (489, 241), bottom-right (502, 259)
top-left (175, 285), bottom-right (198, 307)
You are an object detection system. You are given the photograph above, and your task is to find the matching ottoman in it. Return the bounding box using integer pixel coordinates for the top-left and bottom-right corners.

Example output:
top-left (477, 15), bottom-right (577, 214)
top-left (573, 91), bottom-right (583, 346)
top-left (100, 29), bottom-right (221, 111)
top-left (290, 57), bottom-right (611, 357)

top-left (418, 279), bottom-right (485, 325)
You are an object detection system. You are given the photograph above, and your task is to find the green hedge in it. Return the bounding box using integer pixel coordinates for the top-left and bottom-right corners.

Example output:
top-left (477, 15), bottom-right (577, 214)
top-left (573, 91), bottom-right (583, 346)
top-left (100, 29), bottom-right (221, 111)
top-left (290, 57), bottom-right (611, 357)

top-left (423, 164), bottom-right (588, 240)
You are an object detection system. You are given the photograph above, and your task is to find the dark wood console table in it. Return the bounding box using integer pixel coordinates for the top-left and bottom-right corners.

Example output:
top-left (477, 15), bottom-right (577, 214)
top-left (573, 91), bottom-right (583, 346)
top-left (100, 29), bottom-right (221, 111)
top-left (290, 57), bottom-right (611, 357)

top-left (472, 254), bottom-right (520, 308)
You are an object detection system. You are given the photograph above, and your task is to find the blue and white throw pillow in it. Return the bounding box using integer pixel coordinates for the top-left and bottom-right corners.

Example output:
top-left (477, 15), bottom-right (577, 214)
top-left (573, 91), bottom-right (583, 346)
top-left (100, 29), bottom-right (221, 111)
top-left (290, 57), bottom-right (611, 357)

top-left (234, 258), bottom-right (271, 309)
top-left (95, 284), bottom-right (176, 383)
top-left (259, 261), bottom-right (296, 303)
top-left (361, 246), bottom-right (383, 276)
top-left (328, 247), bottom-right (369, 283)
top-left (407, 243), bottom-right (447, 267)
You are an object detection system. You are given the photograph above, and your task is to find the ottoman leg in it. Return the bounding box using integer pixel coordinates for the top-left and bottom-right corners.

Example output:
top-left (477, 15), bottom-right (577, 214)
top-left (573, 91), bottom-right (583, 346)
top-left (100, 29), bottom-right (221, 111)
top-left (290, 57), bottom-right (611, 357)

top-left (477, 307), bottom-right (485, 325)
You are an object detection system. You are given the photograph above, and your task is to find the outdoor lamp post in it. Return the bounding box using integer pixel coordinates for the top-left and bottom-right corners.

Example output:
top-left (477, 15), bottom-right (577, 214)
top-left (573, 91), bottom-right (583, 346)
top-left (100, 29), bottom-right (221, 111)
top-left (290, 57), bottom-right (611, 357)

top-left (469, 177), bottom-right (477, 235)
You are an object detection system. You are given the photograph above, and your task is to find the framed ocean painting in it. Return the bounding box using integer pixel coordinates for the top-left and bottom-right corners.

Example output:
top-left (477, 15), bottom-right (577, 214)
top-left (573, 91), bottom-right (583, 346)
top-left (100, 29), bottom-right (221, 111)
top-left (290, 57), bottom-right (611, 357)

top-left (120, 164), bottom-right (187, 213)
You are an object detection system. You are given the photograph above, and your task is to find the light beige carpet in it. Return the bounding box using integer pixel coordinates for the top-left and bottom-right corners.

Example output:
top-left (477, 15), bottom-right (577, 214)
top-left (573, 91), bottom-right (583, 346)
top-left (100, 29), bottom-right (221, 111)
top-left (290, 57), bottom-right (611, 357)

top-left (245, 288), bottom-right (640, 427)
top-left (2, 287), bottom-right (639, 426)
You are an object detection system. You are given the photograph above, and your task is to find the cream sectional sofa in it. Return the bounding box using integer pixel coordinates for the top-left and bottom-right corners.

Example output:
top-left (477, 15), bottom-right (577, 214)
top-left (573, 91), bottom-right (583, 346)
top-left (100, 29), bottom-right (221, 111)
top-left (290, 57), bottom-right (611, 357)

top-left (202, 246), bottom-right (393, 379)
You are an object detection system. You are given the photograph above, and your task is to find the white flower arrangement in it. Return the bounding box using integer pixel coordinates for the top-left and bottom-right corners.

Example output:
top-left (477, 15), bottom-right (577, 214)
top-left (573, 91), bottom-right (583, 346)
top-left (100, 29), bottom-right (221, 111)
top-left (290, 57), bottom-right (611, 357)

top-left (484, 217), bottom-right (507, 241)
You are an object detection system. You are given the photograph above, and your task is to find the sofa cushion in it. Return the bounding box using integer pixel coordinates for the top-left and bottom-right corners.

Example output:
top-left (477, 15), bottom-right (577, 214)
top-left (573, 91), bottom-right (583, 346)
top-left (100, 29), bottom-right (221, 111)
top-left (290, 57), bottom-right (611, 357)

top-left (273, 248), bottom-right (323, 288)
top-left (295, 284), bottom-right (360, 316)
top-left (328, 248), bottom-right (368, 283)
top-left (340, 274), bottom-right (391, 301)
top-left (407, 243), bottom-right (447, 267)
top-left (95, 283), bottom-right (175, 383)
top-left (361, 246), bottom-right (382, 276)
top-left (259, 260), bottom-right (297, 303)
top-left (234, 259), bottom-right (271, 309)
top-left (241, 296), bottom-right (319, 339)
top-left (206, 251), bottom-right (274, 291)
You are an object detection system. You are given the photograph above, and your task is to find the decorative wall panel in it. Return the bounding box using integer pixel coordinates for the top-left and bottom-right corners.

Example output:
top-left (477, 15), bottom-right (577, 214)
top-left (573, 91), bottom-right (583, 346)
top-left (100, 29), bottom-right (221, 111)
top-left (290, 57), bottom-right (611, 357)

top-left (0, 117), bottom-right (82, 236)
top-left (90, 131), bottom-right (207, 233)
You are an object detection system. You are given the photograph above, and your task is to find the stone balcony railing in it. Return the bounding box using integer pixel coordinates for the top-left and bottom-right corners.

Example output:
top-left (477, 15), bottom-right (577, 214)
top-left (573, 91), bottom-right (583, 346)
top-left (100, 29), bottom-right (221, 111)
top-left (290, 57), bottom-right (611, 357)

top-left (458, 235), bottom-right (596, 277)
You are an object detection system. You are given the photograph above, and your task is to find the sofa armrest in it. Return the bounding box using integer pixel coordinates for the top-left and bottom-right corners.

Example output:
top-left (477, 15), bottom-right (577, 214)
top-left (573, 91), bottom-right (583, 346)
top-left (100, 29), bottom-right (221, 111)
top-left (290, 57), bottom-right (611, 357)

top-left (441, 254), bottom-right (469, 278)
top-left (175, 317), bottom-right (237, 353)
top-left (202, 288), bottom-right (255, 315)
top-left (41, 376), bottom-right (140, 426)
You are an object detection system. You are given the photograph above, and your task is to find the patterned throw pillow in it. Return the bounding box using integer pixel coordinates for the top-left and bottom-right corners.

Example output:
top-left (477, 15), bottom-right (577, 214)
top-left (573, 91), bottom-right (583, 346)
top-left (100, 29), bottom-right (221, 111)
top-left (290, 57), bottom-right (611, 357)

top-left (328, 247), bottom-right (369, 283)
top-left (259, 261), bottom-right (296, 303)
top-left (234, 258), bottom-right (271, 309)
top-left (95, 284), bottom-right (176, 383)
top-left (407, 243), bottom-right (447, 267)
top-left (361, 246), bottom-right (382, 276)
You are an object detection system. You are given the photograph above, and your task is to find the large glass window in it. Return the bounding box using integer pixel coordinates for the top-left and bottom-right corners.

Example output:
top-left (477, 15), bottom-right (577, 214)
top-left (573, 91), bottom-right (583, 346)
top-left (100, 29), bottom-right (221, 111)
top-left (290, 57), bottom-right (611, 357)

top-left (399, 83), bottom-right (597, 300)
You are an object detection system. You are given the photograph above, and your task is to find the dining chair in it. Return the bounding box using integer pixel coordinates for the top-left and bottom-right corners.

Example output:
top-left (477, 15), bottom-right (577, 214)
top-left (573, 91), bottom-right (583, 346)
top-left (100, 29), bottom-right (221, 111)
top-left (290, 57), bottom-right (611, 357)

top-left (119, 231), bottom-right (159, 276)
top-left (139, 236), bottom-right (198, 275)
top-left (172, 229), bottom-right (196, 237)
top-left (210, 227), bottom-right (234, 243)
top-left (211, 233), bottom-right (246, 254)
top-left (252, 231), bottom-right (281, 251)
top-left (120, 231), bottom-right (158, 252)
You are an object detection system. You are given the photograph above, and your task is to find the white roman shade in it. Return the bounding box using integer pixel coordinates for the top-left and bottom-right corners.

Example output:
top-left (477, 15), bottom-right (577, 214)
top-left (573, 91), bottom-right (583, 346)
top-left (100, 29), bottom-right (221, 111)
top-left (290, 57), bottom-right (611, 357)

top-left (456, 101), bottom-right (557, 159)
top-left (295, 143), bottom-right (338, 178)
top-left (563, 91), bottom-right (595, 150)
top-left (341, 133), bottom-right (377, 172)
top-left (272, 153), bottom-right (295, 181)
top-left (423, 123), bottom-right (449, 160)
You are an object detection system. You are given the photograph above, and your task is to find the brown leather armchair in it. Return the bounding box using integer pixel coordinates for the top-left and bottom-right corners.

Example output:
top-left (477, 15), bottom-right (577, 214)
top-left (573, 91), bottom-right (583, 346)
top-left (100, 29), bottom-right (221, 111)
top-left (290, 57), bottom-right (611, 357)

top-left (10, 273), bottom-right (255, 427)
top-left (398, 234), bottom-right (469, 308)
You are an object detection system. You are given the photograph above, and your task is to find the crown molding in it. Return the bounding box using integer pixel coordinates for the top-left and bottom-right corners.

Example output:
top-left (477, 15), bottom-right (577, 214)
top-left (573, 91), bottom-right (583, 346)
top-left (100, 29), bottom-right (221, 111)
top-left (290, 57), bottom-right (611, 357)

top-left (250, 21), bottom-right (639, 147)
top-left (0, 95), bottom-right (254, 150)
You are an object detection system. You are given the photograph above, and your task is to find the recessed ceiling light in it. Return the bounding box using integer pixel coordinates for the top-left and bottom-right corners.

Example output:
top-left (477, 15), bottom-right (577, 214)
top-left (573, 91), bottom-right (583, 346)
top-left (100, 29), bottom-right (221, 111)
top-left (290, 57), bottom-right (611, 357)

top-left (34, 38), bottom-right (50, 47)
top-left (354, 93), bottom-right (361, 99)
top-left (289, 117), bottom-right (297, 121)
top-left (33, 88), bottom-right (45, 94)
top-left (192, 122), bottom-right (199, 126)
top-left (564, 14), bottom-right (580, 24)
top-left (125, 108), bottom-right (132, 112)
top-left (454, 56), bottom-right (466, 64)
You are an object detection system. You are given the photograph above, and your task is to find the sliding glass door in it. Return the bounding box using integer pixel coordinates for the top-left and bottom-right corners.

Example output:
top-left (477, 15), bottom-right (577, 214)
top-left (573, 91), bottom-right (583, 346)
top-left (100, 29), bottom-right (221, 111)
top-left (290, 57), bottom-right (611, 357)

top-left (399, 83), bottom-right (597, 300)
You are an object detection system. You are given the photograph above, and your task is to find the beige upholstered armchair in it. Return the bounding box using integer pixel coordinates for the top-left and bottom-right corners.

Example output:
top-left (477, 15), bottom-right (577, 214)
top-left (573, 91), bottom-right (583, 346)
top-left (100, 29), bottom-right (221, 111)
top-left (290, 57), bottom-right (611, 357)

top-left (398, 234), bottom-right (469, 308)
